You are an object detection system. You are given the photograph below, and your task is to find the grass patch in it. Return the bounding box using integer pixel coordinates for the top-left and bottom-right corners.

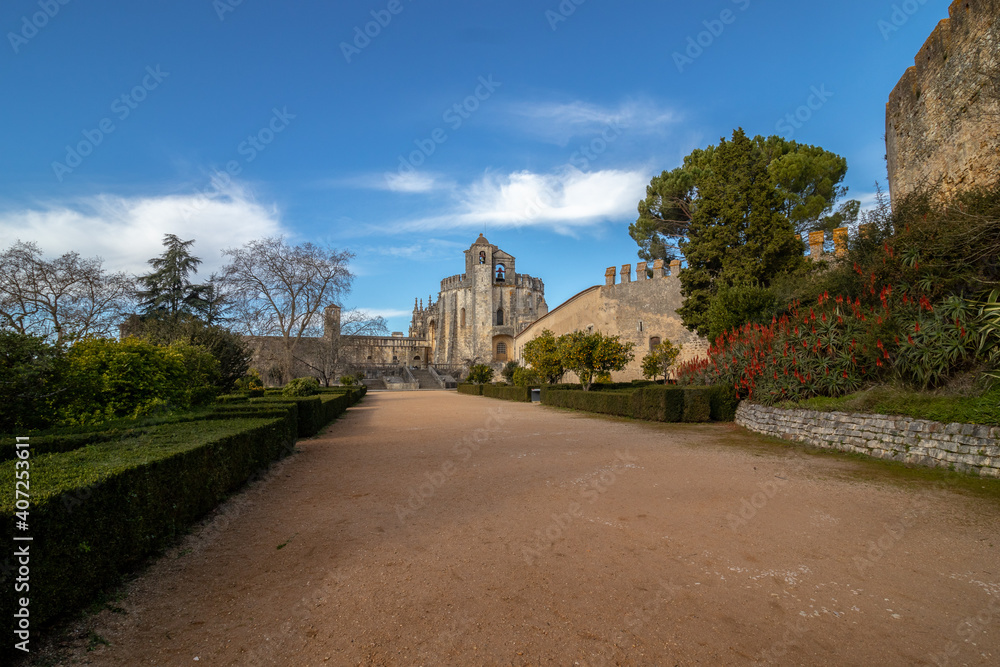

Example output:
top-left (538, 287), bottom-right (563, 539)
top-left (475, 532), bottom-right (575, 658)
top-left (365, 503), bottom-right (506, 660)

top-left (777, 384), bottom-right (1000, 425)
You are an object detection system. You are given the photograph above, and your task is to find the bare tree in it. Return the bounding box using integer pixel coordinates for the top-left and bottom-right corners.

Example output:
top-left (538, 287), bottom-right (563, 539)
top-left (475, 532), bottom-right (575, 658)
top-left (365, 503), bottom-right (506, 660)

top-left (0, 241), bottom-right (135, 344)
top-left (294, 309), bottom-right (389, 385)
top-left (221, 237), bottom-right (354, 383)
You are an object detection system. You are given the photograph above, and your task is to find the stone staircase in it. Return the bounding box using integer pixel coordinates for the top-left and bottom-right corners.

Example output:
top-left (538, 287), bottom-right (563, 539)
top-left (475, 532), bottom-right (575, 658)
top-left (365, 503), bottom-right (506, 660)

top-left (410, 368), bottom-right (443, 389)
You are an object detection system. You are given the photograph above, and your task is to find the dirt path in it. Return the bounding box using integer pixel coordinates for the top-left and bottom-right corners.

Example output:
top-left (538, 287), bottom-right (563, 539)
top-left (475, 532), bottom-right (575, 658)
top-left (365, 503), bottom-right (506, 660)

top-left (55, 392), bottom-right (998, 666)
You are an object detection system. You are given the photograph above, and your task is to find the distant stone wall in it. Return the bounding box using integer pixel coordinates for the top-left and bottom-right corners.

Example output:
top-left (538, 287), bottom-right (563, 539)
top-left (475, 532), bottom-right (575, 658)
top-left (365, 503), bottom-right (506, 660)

top-left (886, 0), bottom-right (1000, 204)
top-left (736, 402), bottom-right (1000, 478)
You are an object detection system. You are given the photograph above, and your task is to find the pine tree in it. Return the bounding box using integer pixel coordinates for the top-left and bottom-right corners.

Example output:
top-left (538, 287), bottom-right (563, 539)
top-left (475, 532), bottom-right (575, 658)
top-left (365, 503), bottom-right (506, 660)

top-left (137, 234), bottom-right (210, 318)
top-left (678, 129), bottom-right (807, 337)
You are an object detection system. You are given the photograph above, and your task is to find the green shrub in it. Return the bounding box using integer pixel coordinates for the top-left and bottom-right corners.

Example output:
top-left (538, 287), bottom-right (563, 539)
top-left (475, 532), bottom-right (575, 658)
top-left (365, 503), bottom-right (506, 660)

top-left (339, 375), bottom-right (357, 386)
top-left (467, 364), bottom-right (495, 385)
top-left (630, 385), bottom-right (685, 422)
top-left (0, 414), bottom-right (297, 639)
top-left (706, 385), bottom-right (740, 422)
top-left (0, 331), bottom-right (65, 432)
top-left (283, 376), bottom-right (321, 397)
top-left (512, 366), bottom-right (541, 387)
top-left (682, 387), bottom-right (713, 422)
top-left (58, 338), bottom-right (219, 425)
top-left (482, 385), bottom-right (531, 402)
top-left (457, 383), bottom-right (484, 396)
top-left (543, 389), bottom-right (634, 417)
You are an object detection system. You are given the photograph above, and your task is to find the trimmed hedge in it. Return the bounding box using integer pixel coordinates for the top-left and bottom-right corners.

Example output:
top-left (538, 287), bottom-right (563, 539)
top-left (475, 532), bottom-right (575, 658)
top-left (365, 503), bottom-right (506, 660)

top-left (482, 385), bottom-right (532, 402)
top-left (458, 383), bottom-right (484, 396)
top-left (0, 384), bottom-right (365, 649)
top-left (0, 414), bottom-right (298, 645)
top-left (542, 385), bottom-right (735, 424)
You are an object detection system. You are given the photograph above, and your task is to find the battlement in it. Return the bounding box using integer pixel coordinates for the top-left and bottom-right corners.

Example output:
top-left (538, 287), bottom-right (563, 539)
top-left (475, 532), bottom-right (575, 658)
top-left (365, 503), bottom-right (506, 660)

top-left (886, 0), bottom-right (999, 203)
top-left (605, 228), bottom-right (849, 287)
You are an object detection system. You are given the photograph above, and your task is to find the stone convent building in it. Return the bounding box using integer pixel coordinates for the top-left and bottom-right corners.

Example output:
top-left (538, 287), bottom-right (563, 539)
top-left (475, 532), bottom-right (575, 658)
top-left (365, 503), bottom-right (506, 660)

top-left (886, 0), bottom-right (999, 204)
top-left (409, 234), bottom-right (547, 368)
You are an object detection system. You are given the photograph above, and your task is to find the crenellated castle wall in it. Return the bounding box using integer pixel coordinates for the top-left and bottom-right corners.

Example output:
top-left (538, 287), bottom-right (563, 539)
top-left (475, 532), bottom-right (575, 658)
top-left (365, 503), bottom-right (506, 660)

top-left (886, 0), bottom-right (1000, 204)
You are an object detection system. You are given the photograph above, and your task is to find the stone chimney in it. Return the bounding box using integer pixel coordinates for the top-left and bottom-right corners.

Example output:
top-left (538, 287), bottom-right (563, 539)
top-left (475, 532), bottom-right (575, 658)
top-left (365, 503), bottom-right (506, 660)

top-left (620, 264), bottom-right (632, 284)
top-left (808, 231), bottom-right (825, 260)
top-left (833, 227), bottom-right (848, 258)
top-left (605, 267), bottom-right (617, 286)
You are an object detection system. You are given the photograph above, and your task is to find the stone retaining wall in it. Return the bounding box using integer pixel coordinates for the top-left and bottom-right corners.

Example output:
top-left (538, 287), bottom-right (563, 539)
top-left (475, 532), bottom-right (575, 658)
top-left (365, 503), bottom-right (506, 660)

top-left (736, 402), bottom-right (1000, 478)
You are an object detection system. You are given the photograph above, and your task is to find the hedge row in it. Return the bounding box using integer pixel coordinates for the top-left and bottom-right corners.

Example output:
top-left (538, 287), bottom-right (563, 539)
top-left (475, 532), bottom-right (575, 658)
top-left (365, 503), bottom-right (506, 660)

top-left (482, 385), bottom-right (532, 402)
top-left (0, 387), bottom-right (367, 462)
top-left (542, 385), bottom-right (737, 423)
top-left (0, 414), bottom-right (297, 645)
top-left (0, 385), bottom-right (366, 646)
top-left (457, 383), bottom-right (484, 396)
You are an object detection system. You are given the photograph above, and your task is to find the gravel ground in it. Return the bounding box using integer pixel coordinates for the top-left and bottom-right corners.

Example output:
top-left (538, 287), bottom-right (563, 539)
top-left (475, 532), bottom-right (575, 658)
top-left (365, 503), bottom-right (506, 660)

top-left (48, 391), bottom-right (999, 666)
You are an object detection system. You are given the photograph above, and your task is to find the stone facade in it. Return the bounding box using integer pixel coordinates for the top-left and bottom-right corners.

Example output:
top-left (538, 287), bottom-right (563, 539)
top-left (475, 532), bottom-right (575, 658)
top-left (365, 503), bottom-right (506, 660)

top-left (513, 261), bottom-right (708, 383)
top-left (409, 234), bottom-right (547, 368)
top-left (886, 0), bottom-right (1000, 205)
top-left (736, 402), bottom-right (1000, 479)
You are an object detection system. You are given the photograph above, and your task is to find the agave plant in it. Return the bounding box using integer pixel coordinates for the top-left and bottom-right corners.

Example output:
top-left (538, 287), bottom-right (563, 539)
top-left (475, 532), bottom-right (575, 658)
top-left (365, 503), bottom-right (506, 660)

top-left (976, 289), bottom-right (1000, 381)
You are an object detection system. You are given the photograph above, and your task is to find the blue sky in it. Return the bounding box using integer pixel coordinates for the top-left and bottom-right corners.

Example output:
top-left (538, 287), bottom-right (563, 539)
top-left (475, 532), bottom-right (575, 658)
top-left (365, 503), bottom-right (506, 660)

top-left (0, 0), bottom-right (951, 333)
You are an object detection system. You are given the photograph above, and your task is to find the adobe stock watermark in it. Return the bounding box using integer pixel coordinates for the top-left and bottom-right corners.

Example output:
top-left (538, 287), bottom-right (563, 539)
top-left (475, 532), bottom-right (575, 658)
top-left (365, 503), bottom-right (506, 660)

top-left (51, 65), bottom-right (170, 182)
top-left (394, 406), bottom-right (508, 523)
top-left (673, 0), bottom-right (752, 74)
top-left (213, 0), bottom-right (246, 21)
top-left (180, 106), bottom-right (296, 220)
top-left (517, 120), bottom-right (625, 222)
top-left (775, 85), bottom-right (834, 138)
top-left (545, 0), bottom-right (587, 31)
top-left (521, 450), bottom-right (638, 565)
top-left (387, 75), bottom-right (502, 184)
top-left (340, 0), bottom-right (415, 64)
top-left (852, 496), bottom-right (931, 576)
top-left (7, 0), bottom-right (73, 54)
top-left (877, 0), bottom-right (932, 41)
top-left (725, 452), bottom-right (807, 531)
top-left (928, 596), bottom-right (1000, 667)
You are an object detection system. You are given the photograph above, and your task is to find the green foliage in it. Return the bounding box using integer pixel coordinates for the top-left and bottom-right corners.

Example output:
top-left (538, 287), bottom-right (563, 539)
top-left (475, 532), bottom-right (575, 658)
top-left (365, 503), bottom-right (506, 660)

top-left (630, 132), bottom-right (856, 262)
top-left (339, 375), bottom-right (357, 386)
top-left (482, 384), bottom-right (532, 402)
top-left (235, 370), bottom-right (264, 392)
top-left (522, 329), bottom-right (565, 384)
top-left (282, 376), bottom-right (321, 397)
top-left (678, 129), bottom-right (808, 337)
top-left (0, 331), bottom-right (65, 432)
top-left (641, 340), bottom-right (683, 381)
top-left (512, 366), bottom-right (541, 387)
top-left (781, 385), bottom-right (1000, 426)
top-left (467, 364), bottom-right (495, 385)
top-left (121, 312), bottom-right (251, 392)
top-left (704, 282), bottom-right (780, 343)
top-left (457, 383), bottom-right (484, 396)
top-left (542, 384), bottom-right (728, 423)
top-left (136, 234), bottom-right (215, 319)
top-left (558, 330), bottom-right (636, 391)
top-left (976, 290), bottom-right (1000, 380)
top-left (58, 338), bottom-right (219, 425)
top-left (0, 414), bottom-right (298, 637)
top-left (501, 360), bottom-right (520, 384)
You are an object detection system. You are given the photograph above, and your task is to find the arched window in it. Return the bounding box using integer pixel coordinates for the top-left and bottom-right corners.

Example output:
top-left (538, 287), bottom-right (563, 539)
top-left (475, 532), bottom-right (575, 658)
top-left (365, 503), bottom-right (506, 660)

top-left (497, 342), bottom-right (507, 356)
top-left (460, 308), bottom-right (466, 327)
top-left (479, 251), bottom-right (486, 264)
top-left (495, 264), bottom-right (506, 282)
top-left (367, 355), bottom-right (373, 360)
top-left (496, 308), bottom-right (504, 326)
top-left (414, 355), bottom-right (421, 361)
top-left (649, 336), bottom-right (662, 350)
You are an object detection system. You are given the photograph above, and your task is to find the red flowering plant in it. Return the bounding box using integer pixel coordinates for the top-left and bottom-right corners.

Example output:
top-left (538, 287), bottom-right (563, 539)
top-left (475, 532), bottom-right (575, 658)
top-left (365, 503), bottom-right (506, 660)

top-left (677, 286), bottom-right (981, 404)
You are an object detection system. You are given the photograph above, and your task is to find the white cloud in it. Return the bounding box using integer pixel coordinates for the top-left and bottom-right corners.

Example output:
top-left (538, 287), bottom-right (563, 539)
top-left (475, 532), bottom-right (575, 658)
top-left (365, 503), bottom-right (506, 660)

top-left (505, 98), bottom-right (680, 145)
top-left (324, 171), bottom-right (453, 194)
top-left (356, 308), bottom-right (412, 320)
top-left (387, 167), bottom-right (649, 233)
top-left (0, 185), bottom-right (287, 275)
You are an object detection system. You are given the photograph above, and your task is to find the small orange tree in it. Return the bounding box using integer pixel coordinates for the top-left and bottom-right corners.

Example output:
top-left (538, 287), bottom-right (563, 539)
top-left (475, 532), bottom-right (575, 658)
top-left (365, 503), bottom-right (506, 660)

top-left (558, 331), bottom-right (635, 391)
